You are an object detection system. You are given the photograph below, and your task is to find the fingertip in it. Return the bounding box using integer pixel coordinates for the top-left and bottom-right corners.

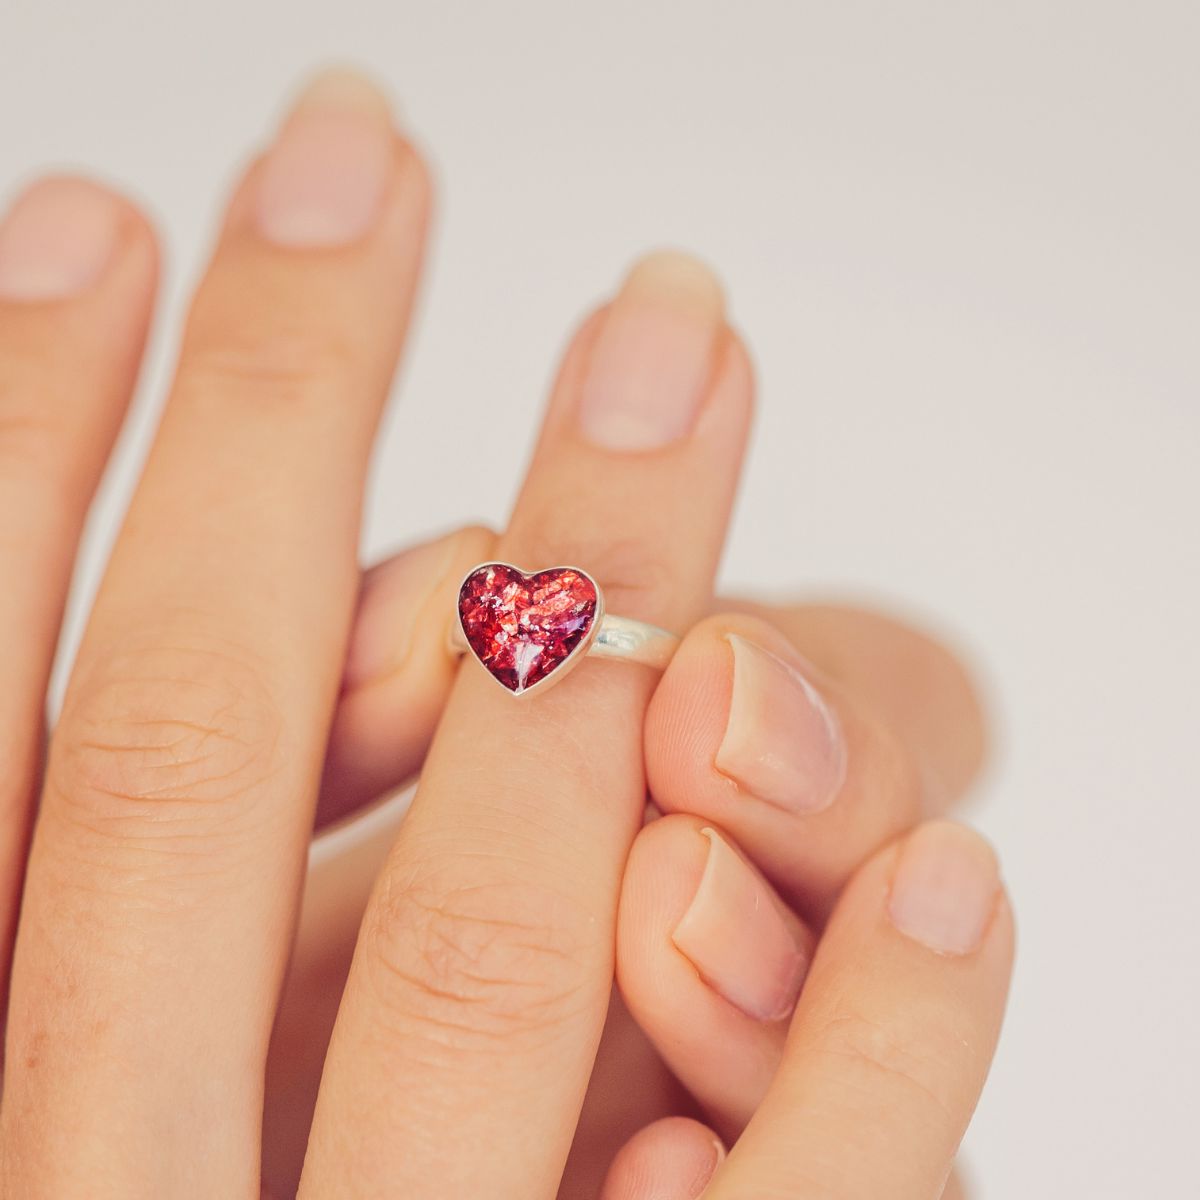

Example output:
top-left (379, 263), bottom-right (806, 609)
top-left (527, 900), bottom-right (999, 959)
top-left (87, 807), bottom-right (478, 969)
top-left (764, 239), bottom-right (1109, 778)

top-left (619, 813), bottom-right (811, 1125)
top-left (620, 813), bottom-right (712, 957)
top-left (284, 65), bottom-right (396, 124)
top-left (886, 820), bottom-right (1003, 958)
top-left (669, 824), bottom-right (811, 1022)
top-left (619, 250), bottom-right (725, 318)
top-left (215, 85), bottom-right (432, 260)
top-left (646, 611), bottom-right (840, 822)
top-left (827, 818), bottom-right (1014, 985)
top-left (0, 173), bottom-right (159, 307)
top-left (624, 811), bottom-right (811, 1027)
top-left (743, 601), bottom-right (990, 808)
top-left (601, 1116), bottom-right (724, 1200)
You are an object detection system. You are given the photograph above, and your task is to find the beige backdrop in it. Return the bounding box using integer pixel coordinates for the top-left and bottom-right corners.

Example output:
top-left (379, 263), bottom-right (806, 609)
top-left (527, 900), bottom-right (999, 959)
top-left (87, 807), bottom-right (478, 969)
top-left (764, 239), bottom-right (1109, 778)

top-left (4, 2), bottom-right (1197, 1196)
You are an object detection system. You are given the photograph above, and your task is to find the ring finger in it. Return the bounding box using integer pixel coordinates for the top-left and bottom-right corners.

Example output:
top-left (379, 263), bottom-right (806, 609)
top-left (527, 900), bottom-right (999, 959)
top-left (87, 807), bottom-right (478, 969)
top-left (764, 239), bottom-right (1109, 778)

top-left (0, 177), bottom-right (156, 1000)
top-left (302, 250), bottom-right (754, 1198)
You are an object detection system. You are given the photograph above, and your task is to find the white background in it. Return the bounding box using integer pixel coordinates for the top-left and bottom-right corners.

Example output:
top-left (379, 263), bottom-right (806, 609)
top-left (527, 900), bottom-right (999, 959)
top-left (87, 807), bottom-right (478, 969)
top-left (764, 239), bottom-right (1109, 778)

top-left (4, 1), bottom-right (1198, 1195)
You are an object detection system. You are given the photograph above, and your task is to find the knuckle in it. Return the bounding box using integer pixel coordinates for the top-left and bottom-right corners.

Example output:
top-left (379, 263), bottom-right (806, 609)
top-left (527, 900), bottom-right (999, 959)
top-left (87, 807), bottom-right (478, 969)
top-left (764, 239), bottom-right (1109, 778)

top-left (364, 858), bottom-right (592, 1045)
top-left (811, 1008), bottom-right (956, 1123)
top-left (174, 325), bottom-right (359, 413)
top-left (51, 639), bottom-right (284, 840)
top-left (0, 354), bottom-right (74, 475)
top-left (511, 518), bottom-right (676, 624)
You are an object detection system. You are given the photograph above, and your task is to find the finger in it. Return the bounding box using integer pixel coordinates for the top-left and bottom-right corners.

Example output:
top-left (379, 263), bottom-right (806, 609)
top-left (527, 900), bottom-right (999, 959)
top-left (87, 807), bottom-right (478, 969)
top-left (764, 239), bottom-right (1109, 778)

top-left (316, 523), bottom-right (497, 827)
top-left (0, 176), bottom-right (156, 999)
top-left (617, 813), bottom-right (813, 1139)
top-left (599, 1118), bottom-right (724, 1200)
top-left (704, 820), bottom-right (1014, 1199)
top-left (3, 72), bottom-right (430, 1197)
top-left (721, 597), bottom-right (988, 807)
top-left (304, 252), bottom-right (753, 1198)
top-left (647, 612), bottom-right (926, 920)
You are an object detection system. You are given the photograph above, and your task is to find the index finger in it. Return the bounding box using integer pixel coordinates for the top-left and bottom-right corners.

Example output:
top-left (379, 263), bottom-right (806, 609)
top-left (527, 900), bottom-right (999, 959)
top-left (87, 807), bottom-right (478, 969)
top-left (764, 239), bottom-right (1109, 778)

top-left (302, 252), bottom-right (754, 1198)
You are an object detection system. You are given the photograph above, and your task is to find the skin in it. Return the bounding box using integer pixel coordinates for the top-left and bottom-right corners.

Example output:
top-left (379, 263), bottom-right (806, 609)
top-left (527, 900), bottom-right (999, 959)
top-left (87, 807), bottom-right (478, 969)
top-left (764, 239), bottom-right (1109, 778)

top-left (0, 71), bottom-right (1011, 1199)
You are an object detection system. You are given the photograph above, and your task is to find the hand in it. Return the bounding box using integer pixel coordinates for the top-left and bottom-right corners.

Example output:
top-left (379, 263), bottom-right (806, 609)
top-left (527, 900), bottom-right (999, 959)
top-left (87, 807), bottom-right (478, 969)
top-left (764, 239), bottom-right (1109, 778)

top-left (598, 818), bottom-right (1009, 1200)
top-left (0, 68), bottom-right (1012, 1198)
top-left (287, 530), bottom-right (1009, 1198)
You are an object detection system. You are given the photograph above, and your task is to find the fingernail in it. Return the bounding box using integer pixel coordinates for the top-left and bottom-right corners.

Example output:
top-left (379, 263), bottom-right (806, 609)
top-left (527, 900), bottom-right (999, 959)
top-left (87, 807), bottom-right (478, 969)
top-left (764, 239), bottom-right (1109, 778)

top-left (716, 633), bottom-right (847, 814)
top-left (0, 177), bottom-right (122, 301)
top-left (672, 828), bottom-right (807, 1021)
top-left (708, 1136), bottom-right (727, 1171)
top-left (344, 531), bottom-right (467, 689)
top-left (692, 1137), bottom-right (726, 1196)
top-left (255, 68), bottom-right (394, 247)
top-left (887, 821), bottom-right (1000, 955)
top-left (578, 250), bottom-right (724, 451)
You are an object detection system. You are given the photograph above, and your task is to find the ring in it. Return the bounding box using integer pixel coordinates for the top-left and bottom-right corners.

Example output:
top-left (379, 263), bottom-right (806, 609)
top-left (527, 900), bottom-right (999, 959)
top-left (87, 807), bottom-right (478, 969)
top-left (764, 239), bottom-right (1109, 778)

top-left (448, 562), bottom-right (680, 696)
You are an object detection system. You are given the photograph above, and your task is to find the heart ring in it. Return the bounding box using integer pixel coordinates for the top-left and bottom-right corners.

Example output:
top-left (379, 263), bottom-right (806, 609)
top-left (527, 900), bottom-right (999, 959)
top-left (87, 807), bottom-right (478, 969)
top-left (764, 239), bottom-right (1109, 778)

top-left (448, 561), bottom-right (680, 697)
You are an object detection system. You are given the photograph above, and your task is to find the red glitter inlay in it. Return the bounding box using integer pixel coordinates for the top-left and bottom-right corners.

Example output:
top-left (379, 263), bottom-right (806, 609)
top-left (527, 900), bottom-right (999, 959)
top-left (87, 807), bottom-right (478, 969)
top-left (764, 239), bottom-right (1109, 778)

top-left (458, 563), bottom-right (598, 694)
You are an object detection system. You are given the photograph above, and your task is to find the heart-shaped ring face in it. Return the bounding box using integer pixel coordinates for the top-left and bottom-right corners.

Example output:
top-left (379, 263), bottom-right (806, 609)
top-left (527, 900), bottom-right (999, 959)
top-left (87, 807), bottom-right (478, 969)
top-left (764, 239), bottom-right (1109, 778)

top-left (457, 563), bottom-right (601, 695)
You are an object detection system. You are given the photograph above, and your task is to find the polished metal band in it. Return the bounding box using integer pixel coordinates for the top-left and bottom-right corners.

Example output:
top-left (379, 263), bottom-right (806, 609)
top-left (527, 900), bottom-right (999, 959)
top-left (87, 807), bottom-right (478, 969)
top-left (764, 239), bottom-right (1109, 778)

top-left (448, 613), bottom-right (679, 671)
top-left (584, 614), bottom-right (679, 669)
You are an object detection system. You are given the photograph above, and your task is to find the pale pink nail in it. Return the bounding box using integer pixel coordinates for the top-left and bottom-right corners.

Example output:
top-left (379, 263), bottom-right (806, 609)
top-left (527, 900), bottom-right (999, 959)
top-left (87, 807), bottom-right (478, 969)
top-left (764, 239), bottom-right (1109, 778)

top-left (887, 821), bottom-right (1000, 955)
top-left (671, 828), bottom-right (807, 1021)
top-left (0, 177), bottom-right (122, 300)
top-left (715, 633), bottom-right (847, 814)
top-left (578, 251), bottom-right (723, 451)
top-left (255, 69), bottom-right (394, 247)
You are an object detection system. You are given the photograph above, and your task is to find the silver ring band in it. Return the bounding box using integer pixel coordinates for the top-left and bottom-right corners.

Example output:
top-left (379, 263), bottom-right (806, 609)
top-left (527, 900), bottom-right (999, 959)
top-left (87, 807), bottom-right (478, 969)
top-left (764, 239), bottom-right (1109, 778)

top-left (449, 611), bottom-right (678, 671)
